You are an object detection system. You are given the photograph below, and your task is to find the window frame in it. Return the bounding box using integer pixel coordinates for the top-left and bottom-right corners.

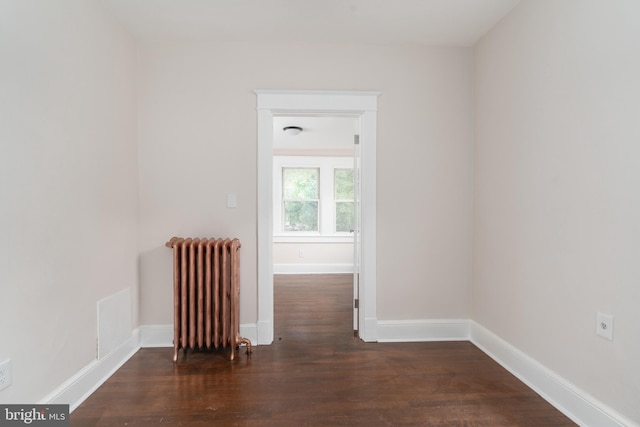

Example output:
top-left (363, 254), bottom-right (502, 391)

top-left (334, 168), bottom-right (355, 233)
top-left (281, 167), bottom-right (320, 232)
top-left (273, 155), bottom-right (353, 243)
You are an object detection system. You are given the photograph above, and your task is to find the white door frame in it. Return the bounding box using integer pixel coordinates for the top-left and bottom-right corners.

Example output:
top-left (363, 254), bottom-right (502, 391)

top-left (255, 90), bottom-right (379, 344)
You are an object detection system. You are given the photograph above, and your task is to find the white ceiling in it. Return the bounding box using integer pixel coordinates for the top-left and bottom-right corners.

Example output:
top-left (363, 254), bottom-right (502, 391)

top-left (273, 115), bottom-right (358, 152)
top-left (99, 0), bottom-right (520, 47)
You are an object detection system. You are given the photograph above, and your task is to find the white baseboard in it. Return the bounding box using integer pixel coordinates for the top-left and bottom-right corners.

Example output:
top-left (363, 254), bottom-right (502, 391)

top-left (139, 324), bottom-right (173, 347)
top-left (360, 316), bottom-right (379, 343)
top-left (470, 322), bottom-right (637, 427)
top-left (273, 263), bottom-right (353, 274)
top-left (257, 320), bottom-right (273, 345)
top-left (376, 319), bottom-right (470, 342)
top-left (239, 324), bottom-right (258, 347)
top-left (139, 324), bottom-right (258, 349)
top-left (40, 328), bottom-right (140, 412)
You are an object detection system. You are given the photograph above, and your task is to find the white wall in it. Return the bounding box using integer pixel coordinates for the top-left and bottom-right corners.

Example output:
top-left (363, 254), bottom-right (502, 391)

top-left (0, 0), bottom-right (138, 403)
top-left (137, 41), bottom-right (474, 325)
top-left (474, 0), bottom-right (640, 423)
top-left (273, 242), bottom-right (353, 274)
top-left (273, 243), bottom-right (352, 264)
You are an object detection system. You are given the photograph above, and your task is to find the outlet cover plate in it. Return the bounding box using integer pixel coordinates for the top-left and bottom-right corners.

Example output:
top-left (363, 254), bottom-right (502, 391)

top-left (596, 312), bottom-right (614, 341)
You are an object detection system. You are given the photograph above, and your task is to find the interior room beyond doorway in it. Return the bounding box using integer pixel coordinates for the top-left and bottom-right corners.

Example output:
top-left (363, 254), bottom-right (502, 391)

top-left (272, 115), bottom-right (357, 275)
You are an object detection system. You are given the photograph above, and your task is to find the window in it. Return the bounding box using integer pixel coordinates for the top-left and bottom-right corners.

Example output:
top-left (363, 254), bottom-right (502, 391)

top-left (282, 168), bottom-right (319, 231)
top-left (274, 156), bottom-right (354, 242)
top-left (334, 168), bottom-right (354, 233)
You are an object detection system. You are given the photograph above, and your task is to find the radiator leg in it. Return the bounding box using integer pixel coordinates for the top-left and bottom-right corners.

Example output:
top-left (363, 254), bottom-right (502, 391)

top-left (239, 337), bottom-right (252, 354)
top-left (229, 337), bottom-right (252, 361)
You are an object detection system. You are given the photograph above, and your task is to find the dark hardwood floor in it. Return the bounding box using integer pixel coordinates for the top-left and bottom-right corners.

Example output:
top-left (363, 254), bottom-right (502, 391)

top-left (71, 274), bottom-right (575, 426)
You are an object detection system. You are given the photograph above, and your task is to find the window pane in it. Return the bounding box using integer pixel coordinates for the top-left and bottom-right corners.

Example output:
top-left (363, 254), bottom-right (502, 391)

top-left (334, 169), bottom-right (354, 199)
top-left (283, 168), bottom-right (319, 199)
top-left (284, 201), bottom-right (318, 231)
top-left (335, 201), bottom-right (354, 232)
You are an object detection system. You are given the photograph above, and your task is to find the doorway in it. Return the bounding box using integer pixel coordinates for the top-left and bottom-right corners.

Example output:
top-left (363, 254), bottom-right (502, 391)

top-left (256, 90), bottom-right (379, 345)
top-left (272, 114), bottom-right (357, 333)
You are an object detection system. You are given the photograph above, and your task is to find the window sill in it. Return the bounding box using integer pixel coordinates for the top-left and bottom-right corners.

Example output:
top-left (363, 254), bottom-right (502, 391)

top-left (273, 235), bottom-right (353, 244)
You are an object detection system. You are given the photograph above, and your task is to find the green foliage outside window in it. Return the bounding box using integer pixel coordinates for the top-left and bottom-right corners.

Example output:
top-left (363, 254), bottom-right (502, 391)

top-left (335, 202), bottom-right (354, 232)
top-left (283, 168), bottom-right (319, 231)
top-left (335, 169), bottom-right (354, 232)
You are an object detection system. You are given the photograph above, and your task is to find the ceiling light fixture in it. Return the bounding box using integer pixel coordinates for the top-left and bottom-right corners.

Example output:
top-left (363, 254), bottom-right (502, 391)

top-left (283, 126), bottom-right (303, 136)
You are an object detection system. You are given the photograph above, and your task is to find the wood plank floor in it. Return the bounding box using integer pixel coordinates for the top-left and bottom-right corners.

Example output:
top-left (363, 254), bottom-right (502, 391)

top-left (71, 274), bottom-right (576, 426)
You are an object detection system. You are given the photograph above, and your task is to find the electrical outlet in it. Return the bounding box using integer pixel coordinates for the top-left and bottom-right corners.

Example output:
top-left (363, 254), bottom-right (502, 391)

top-left (0, 359), bottom-right (12, 391)
top-left (298, 250), bottom-right (304, 258)
top-left (596, 312), bottom-right (614, 341)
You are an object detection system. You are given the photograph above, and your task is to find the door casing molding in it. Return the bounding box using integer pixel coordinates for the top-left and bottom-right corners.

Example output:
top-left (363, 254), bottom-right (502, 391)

top-left (255, 90), bottom-right (379, 344)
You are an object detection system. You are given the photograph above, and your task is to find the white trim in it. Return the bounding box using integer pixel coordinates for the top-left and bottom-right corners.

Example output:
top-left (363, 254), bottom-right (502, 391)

top-left (240, 324), bottom-right (258, 347)
top-left (40, 328), bottom-right (140, 412)
top-left (377, 319), bottom-right (470, 342)
top-left (273, 263), bottom-right (354, 275)
top-left (139, 324), bottom-right (258, 349)
top-left (273, 148), bottom-right (353, 157)
top-left (255, 90), bottom-right (380, 111)
top-left (256, 90), bottom-right (379, 345)
top-left (470, 322), bottom-right (637, 427)
top-left (273, 235), bottom-right (353, 243)
top-left (358, 108), bottom-right (378, 342)
top-left (257, 106), bottom-right (275, 345)
top-left (139, 324), bottom-right (174, 348)
top-left (257, 320), bottom-right (272, 346)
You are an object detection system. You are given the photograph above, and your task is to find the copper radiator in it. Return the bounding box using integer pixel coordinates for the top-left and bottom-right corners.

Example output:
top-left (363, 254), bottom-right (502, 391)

top-left (165, 237), bottom-right (252, 362)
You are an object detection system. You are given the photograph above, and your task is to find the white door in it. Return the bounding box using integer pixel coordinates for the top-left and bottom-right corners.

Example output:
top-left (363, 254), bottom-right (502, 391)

top-left (352, 134), bottom-right (361, 332)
